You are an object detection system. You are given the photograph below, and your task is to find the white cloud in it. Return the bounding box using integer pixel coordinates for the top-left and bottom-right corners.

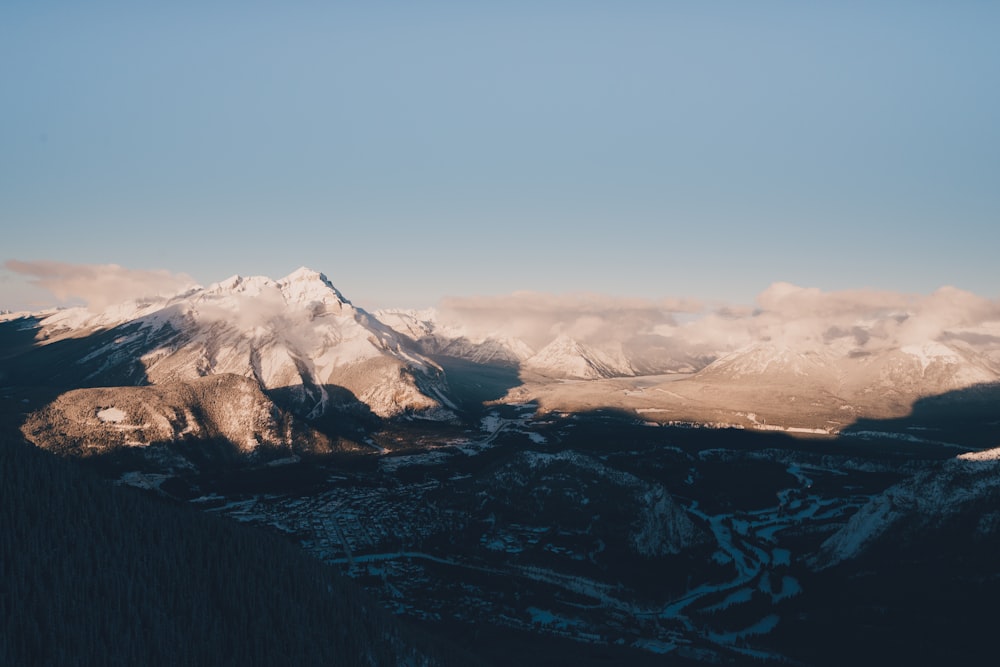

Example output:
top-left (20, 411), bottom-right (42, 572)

top-left (436, 291), bottom-right (703, 349)
top-left (4, 260), bottom-right (197, 312)
top-left (676, 282), bottom-right (1000, 355)
top-left (435, 283), bottom-right (1000, 363)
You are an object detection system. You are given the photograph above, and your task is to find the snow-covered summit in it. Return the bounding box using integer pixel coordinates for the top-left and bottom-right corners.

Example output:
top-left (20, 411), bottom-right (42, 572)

top-left (23, 268), bottom-right (453, 420)
top-left (278, 267), bottom-right (351, 307)
top-left (204, 267), bottom-right (350, 310)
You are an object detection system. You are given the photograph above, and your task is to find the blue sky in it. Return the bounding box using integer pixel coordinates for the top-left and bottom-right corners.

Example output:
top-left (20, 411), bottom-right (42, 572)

top-left (2, 1), bottom-right (998, 311)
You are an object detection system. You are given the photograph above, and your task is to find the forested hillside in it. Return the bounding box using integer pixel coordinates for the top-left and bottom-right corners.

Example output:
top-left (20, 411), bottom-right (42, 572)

top-left (0, 431), bottom-right (471, 666)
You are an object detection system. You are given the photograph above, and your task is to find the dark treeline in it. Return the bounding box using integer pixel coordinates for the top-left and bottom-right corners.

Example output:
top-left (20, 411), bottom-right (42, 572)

top-left (0, 433), bottom-right (475, 666)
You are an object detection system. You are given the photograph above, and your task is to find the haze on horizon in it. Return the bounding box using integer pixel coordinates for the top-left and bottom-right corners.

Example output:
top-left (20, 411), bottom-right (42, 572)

top-left (2, 2), bottom-right (998, 312)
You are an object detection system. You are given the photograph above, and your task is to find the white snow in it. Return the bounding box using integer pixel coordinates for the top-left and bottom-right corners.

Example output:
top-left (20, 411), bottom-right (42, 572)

top-left (957, 447), bottom-right (1000, 463)
top-left (96, 407), bottom-right (127, 423)
top-left (901, 341), bottom-right (960, 371)
top-left (525, 335), bottom-right (636, 380)
top-left (480, 414), bottom-right (503, 433)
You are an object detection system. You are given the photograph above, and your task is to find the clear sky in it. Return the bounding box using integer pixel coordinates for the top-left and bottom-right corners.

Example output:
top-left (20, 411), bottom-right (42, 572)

top-left (2, 1), bottom-right (998, 311)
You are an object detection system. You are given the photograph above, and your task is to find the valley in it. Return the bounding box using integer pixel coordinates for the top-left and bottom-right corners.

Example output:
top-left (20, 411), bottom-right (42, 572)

top-left (100, 405), bottom-right (970, 665)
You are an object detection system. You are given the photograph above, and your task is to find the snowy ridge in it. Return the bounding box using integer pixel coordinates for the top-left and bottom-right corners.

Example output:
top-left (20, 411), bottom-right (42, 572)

top-left (696, 343), bottom-right (838, 382)
top-left (814, 446), bottom-right (1000, 568)
top-left (376, 308), bottom-right (536, 367)
top-left (957, 447), bottom-right (1000, 463)
top-left (694, 338), bottom-right (998, 407)
top-left (900, 341), bottom-right (961, 372)
top-left (436, 335), bottom-right (536, 366)
top-left (524, 335), bottom-right (636, 380)
top-left (28, 268), bottom-right (453, 419)
top-left (15, 272), bottom-right (1000, 426)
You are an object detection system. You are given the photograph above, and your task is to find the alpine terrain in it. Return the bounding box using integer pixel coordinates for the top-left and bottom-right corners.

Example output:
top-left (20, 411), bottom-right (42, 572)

top-left (2, 268), bottom-right (999, 666)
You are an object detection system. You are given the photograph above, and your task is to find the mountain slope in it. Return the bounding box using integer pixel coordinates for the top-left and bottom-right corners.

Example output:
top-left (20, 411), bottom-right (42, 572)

top-left (18, 268), bottom-right (455, 420)
top-left (695, 342), bottom-right (840, 385)
top-left (842, 341), bottom-right (999, 404)
top-left (693, 339), bottom-right (999, 412)
top-left (376, 309), bottom-right (536, 367)
top-left (20, 374), bottom-right (331, 467)
top-left (814, 446), bottom-right (1000, 569)
top-left (524, 335), bottom-right (636, 380)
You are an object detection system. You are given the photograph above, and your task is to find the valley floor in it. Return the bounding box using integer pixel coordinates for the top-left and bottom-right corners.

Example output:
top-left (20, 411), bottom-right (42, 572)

top-left (123, 406), bottom-right (970, 665)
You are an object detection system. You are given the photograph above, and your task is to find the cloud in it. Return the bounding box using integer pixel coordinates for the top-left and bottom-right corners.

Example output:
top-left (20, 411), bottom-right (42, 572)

top-left (687, 282), bottom-right (1000, 353)
top-left (892, 286), bottom-right (1000, 346)
top-left (755, 282), bottom-right (915, 320)
top-left (193, 286), bottom-right (291, 333)
top-left (433, 283), bottom-right (1000, 365)
top-left (436, 291), bottom-right (704, 349)
top-left (4, 260), bottom-right (197, 312)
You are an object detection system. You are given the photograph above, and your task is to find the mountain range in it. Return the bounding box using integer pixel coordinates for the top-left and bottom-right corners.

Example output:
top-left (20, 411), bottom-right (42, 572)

top-left (4, 267), bottom-right (998, 461)
top-left (4, 267), bottom-right (1000, 665)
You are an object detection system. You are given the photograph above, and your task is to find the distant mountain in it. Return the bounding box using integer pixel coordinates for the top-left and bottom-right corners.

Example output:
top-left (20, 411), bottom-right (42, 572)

top-left (377, 310), bottom-right (701, 377)
top-left (693, 339), bottom-right (999, 410)
top-left (524, 335), bottom-right (636, 380)
top-left (695, 342), bottom-right (840, 385)
top-left (17, 268), bottom-right (455, 421)
top-left (376, 309), bottom-right (536, 367)
top-left (841, 341), bottom-right (999, 403)
top-left (7, 271), bottom-right (1000, 449)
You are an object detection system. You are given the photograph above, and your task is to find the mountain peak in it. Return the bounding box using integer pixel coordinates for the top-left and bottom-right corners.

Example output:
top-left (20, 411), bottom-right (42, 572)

top-left (208, 274), bottom-right (273, 295)
top-left (203, 268), bottom-right (351, 309)
top-left (278, 267), bottom-right (351, 307)
top-left (526, 335), bottom-right (635, 380)
top-left (282, 266), bottom-right (331, 287)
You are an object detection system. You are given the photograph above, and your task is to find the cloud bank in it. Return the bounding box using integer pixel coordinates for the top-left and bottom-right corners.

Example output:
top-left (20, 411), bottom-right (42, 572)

top-left (436, 292), bottom-right (704, 349)
top-left (431, 283), bottom-right (1000, 368)
top-left (736, 283), bottom-right (1000, 350)
top-left (4, 260), bottom-right (197, 312)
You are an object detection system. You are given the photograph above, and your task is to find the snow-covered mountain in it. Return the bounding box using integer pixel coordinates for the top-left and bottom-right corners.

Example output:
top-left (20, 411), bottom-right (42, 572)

top-left (10, 272), bottom-right (1000, 437)
top-left (377, 309), bottom-right (700, 376)
top-left (695, 342), bottom-right (840, 385)
top-left (842, 341), bottom-right (999, 400)
top-left (376, 308), bottom-right (536, 367)
top-left (523, 335), bottom-right (636, 380)
top-left (23, 268), bottom-right (455, 420)
top-left (693, 338), bottom-right (999, 408)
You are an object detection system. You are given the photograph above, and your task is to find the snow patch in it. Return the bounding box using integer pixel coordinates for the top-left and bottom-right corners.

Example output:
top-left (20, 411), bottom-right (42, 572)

top-left (957, 447), bottom-right (1000, 464)
top-left (901, 342), bottom-right (960, 371)
top-left (97, 407), bottom-right (127, 423)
